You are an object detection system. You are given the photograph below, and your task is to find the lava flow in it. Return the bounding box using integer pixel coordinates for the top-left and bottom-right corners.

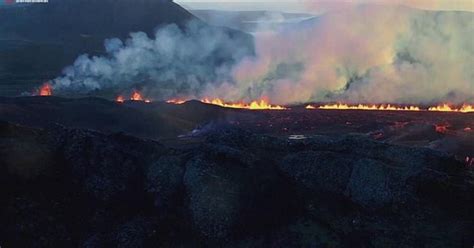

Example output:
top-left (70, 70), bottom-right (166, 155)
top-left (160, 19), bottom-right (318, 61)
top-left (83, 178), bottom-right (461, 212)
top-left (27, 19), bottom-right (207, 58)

top-left (116, 95), bottom-right (125, 103)
top-left (428, 104), bottom-right (474, 113)
top-left (116, 91), bottom-right (151, 103)
top-left (166, 99), bottom-right (186, 105)
top-left (306, 103), bottom-right (474, 113)
top-left (201, 98), bottom-right (287, 110)
top-left (166, 98), bottom-right (474, 113)
top-left (38, 83), bottom-right (52, 96)
top-left (313, 103), bottom-right (421, 112)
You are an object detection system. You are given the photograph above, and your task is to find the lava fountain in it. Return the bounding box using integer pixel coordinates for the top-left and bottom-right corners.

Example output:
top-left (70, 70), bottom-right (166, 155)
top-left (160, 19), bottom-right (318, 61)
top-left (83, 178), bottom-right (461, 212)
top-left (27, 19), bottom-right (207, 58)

top-left (116, 95), bottom-right (125, 103)
top-left (131, 91), bottom-right (144, 101)
top-left (38, 83), bottom-right (52, 96)
top-left (116, 91), bottom-right (151, 103)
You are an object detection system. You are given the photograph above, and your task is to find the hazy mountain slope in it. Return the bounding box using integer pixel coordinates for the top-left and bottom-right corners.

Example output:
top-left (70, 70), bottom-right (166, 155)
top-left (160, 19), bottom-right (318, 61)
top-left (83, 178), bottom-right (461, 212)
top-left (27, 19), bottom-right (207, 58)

top-left (190, 9), bottom-right (314, 33)
top-left (0, 0), bottom-right (252, 96)
top-left (0, 0), bottom-right (193, 42)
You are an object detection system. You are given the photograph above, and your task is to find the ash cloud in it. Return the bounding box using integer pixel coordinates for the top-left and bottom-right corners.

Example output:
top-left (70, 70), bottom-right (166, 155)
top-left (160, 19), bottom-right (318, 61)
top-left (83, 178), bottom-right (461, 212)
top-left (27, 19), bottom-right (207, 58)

top-left (53, 6), bottom-right (473, 104)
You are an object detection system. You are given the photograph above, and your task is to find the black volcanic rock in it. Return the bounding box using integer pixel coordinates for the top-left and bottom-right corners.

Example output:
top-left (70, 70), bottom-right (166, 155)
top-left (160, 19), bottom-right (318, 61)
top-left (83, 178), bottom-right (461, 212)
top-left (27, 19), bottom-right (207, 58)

top-left (146, 155), bottom-right (185, 213)
top-left (50, 128), bottom-right (168, 202)
top-left (0, 121), bottom-right (172, 246)
top-left (183, 144), bottom-right (288, 240)
top-left (211, 128), bottom-right (474, 246)
top-left (345, 158), bottom-right (395, 209)
top-left (0, 122), bottom-right (473, 247)
top-left (0, 96), bottom-right (231, 139)
top-left (280, 151), bottom-right (353, 195)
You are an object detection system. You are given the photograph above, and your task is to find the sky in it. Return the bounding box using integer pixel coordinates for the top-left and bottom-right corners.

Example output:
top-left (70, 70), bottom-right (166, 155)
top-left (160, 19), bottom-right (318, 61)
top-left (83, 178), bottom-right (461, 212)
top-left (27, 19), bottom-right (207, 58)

top-left (1, 0), bottom-right (471, 12)
top-left (176, 0), bottom-right (474, 13)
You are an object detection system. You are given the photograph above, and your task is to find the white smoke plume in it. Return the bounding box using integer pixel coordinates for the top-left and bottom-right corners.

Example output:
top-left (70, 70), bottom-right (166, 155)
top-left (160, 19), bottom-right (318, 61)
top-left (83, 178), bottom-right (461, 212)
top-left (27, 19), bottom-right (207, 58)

top-left (53, 21), bottom-right (253, 99)
top-left (222, 5), bottom-right (474, 104)
top-left (53, 6), bottom-right (474, 104)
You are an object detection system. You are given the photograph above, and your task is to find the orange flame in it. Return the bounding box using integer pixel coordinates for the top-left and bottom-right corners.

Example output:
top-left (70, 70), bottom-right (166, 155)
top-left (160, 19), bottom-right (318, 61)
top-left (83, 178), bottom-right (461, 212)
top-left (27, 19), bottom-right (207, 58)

top-left (316, 103), bottom-right (421, 111)
top-left (38, 83), bottom-right (52, 96)
top-left (130, 91), bottom-right (143, 101)
top-left (201, 98), bottom-right (287, 110)
top-left (165, 99), bottom-right (474, 113)
top-left (116, 95), bottom-right (125, 103)
top-left (428, 104), bottom-right (474, 113)
top-left (116, 91), bottom-right (151, 103)
top-left (130, 91), bottom-right (151, 103)
top-left (166, 99), bottom-right (186, 105)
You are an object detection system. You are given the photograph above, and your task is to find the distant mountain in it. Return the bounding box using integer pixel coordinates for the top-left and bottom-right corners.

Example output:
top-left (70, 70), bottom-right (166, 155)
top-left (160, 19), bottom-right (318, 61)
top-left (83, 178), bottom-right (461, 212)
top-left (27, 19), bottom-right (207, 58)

top-left (0, 0), bottom-right (192, 42)
top-left (190, 9), bottom-right (314, 33)
top-left (0, 0), bottom-right (252, 96)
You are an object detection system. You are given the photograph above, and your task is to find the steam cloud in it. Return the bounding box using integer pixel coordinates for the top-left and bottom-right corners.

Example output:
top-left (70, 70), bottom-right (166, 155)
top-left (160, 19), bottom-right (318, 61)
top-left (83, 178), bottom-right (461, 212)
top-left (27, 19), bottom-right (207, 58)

top-left (53, 6), bottom-right (474, 104)
top-left (53, 21), bottom-right (253, 99)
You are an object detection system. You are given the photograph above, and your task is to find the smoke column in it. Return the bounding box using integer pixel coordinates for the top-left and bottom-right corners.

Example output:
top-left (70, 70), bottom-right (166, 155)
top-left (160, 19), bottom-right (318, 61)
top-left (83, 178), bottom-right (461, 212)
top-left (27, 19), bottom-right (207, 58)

top-left (53, 21), bottom-right (253, 99)
top-left (224, 5), bottom-right (473, 104)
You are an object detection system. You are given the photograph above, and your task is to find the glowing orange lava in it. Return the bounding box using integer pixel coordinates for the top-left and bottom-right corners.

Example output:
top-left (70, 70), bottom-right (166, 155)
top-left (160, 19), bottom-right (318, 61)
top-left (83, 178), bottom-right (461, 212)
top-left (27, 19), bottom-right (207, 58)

top-left (116, 91), bottom-right (151, 103)
top-left (131, 91), bottom-right (144, 101)
top-left (201, 98), bottom-right (287, 110)
top-left (38, 83), bottom-right (52, 96)
top-left (116, 95), bottom-right (125, 103)
top-left (434, 124), bottom-right (449, 134)
top-left (317, 103), bottom-right (421, 112)
top-left (165, 98), bottom-right (473, 113)
top-left (428, 104), bottom-right (474, 113)
top-left (166, 99), bottom-right (186, 105)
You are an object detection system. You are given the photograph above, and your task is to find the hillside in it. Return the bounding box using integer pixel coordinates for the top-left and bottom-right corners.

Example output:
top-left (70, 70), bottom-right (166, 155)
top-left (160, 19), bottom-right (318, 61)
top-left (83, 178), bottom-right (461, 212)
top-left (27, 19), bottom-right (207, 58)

top-left (0, 0), bottom-right (252, 96)
top-left (189, 9), bottom-right (313, 33)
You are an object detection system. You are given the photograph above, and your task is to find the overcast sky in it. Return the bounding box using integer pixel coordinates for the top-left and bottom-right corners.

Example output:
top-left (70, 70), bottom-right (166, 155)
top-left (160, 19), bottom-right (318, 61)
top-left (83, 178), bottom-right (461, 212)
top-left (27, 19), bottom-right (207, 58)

top-left (175, 0), bottom-right (474, 13)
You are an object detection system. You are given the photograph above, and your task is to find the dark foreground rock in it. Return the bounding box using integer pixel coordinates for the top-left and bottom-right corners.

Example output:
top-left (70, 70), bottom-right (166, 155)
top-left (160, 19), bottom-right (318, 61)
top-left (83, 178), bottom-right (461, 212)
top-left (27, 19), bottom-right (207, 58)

top-left (0, 122), bottom-right (473, 247)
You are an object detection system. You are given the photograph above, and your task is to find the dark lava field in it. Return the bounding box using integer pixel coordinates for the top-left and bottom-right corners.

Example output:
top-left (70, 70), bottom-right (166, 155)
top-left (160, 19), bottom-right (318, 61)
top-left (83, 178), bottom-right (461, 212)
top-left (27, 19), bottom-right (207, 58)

top-left (1, 96), bottom-right (472, 160)
top-left (0, 96), bottom-right (473, 247)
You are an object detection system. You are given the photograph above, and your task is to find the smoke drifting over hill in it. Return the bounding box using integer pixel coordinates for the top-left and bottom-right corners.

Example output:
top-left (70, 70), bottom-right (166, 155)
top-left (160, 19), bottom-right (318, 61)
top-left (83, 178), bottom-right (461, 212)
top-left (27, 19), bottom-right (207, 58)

top-left (228, 6), bottom-right (474, 104)
top-left (52, 21), bottom-right (253, 99)
top-left (53, 6), bottom-right (473, 104)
